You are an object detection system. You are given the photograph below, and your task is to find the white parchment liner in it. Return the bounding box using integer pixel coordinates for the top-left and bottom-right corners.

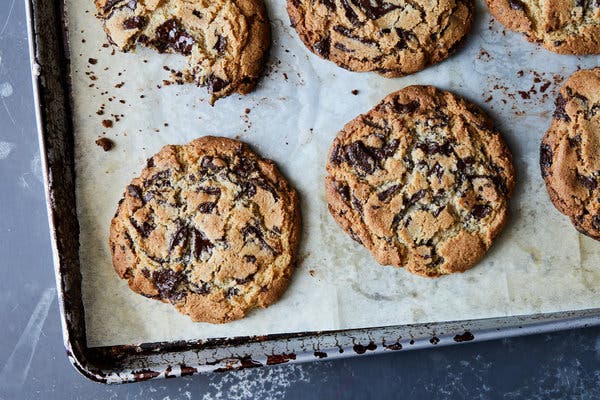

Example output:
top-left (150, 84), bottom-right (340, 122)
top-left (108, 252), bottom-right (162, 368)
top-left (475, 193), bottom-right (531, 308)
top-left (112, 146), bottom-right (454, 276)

top-left (65, 0), bottom-right (600, 347)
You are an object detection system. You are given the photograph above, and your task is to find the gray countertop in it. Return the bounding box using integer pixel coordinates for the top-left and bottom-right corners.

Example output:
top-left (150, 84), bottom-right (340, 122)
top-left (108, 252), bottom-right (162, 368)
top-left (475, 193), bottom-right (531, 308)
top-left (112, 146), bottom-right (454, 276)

top-left (2, 1), bottom-right (600, 398)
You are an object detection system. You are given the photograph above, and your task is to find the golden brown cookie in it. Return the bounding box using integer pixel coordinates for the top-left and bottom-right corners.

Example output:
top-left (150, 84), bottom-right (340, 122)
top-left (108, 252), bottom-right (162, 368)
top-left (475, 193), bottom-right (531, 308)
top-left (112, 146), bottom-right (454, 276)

top-left (325, 86), bottom-right (515, 277)
top-left (110, 137), bottom-right (301, 323)
top-left (486, 0), bottom-right (600, 54)
top-left (541, 68), bottom-right (600, 239)
top-left (95, 0), bottom-right (271, 103)
top-left (286, 0), bottom-right (473, 77)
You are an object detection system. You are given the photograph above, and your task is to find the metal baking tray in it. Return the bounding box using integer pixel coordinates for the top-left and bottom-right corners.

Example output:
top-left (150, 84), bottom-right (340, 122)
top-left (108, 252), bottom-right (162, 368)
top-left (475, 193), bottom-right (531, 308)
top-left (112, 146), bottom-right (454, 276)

top-left (26, 0), bottom-right (600, 383)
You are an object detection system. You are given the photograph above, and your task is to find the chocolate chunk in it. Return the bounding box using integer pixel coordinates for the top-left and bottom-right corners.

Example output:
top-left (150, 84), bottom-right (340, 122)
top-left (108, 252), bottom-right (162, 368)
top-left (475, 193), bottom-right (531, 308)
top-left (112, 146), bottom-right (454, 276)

top-left (346, 141), bottom-right (377, 174)
top-left (192, 10), bottom-right (202, 19)
top-left (123, 16), bottom-right (147, 30)
top-left (191, 282), bottom-right (211, 295)
top-left (213, 35), bottom-right (227, 54)
top-left (152, 269), bottom-right (183, 299)
top-left (336, 182), bottom-right (351, 202)
top-left (197, 202), bottom-right (217, 213)
top-left (393, 99), bottom-right (420, 114)
top-left (416, 140), bottom-right (453, 156)
top-left (352, 0), bottom-right (400, 19)
top-left (169, 223), bottom-right (190, 251)
top-left (152, 19), bottom-right (195, 56)
top-left (236, 181), bottom-right (257, 199)
top-left (553, 93), bottom-right (571, 122)
top-left (408, 189), bottom-right (426, 205)
top-left (226, 287), bottom-right (239, 298)
top-left (330, 144), bottom-right (343, 165)
top-left (243, 254), bottom-right (257, 263)
top-left (236, 273), bottom-right (255, 285)
top-left (201, 156), bottom-right (221, 170)
top-left (314, 36), bottom-right (331, 58)
top-left (198, 186), bottom-right (221, 196)
top-left (242, 223), bottom-right (277, 254)
top-left (340, 0), bottom-right (360, 25)
top-left (320, 0), bottom-right (336, 11)
top-left (593, 215), bottom-right (600, 231)
top-left (95, 137), bottom-right (114, 151)
top-left (207, 75), bottom-right (229, 93)
top-left (472, 204), bottom-right (491, 219)
top-left (568, 135), bottom-right (581, 148)
top-left (577, 174), bottom-right (597, 190)
top-left (509, 0), bottom-right (526, 10)
top-left (129, 217), bottom-right (154, 237)
top-left (191, 228), bottom-right (213, 259)
top-left (378, 184), bottom-right (401, 202)
top-left (540, 144), bottom-right (553, 176)
top-left (428, 162), bottom-right (444, 180)
top-left (127, 184), bottom-right (143, 200)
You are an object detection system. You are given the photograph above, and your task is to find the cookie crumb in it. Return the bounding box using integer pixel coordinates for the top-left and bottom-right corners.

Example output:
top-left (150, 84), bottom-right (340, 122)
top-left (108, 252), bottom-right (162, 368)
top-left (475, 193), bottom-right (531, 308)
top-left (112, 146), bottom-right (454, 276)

top-left (244, 108), bottom-right (251, 114)
top-left (102, 119), bottom-right (113, 128)
top-left (95, 137), bottom-right (114, 151)
top-left (88, 58), bottom-right (98, 65)
top-left (351, 89), bottom-right (359, 95)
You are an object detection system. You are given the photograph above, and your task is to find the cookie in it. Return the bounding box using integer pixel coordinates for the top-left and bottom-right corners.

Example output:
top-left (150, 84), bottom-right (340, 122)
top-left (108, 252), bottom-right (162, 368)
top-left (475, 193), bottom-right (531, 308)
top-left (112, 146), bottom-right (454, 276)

top-left (486, 0), bottom-right (600, 54)
top-left (541, 68), bottom-right (600, 240)
top-left (286, 0), bottom-right (473, 77)
top-left (325, 86), bottom-right (515, 277)
top-left (110, 136), bottom-right (301, 323)
top-left (95, 0), bottom-right (270, 103)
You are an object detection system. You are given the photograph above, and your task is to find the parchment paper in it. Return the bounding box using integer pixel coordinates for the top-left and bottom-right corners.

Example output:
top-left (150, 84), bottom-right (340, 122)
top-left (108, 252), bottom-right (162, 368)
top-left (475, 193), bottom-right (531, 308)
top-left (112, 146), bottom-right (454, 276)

top-left (65, 0), bottom-right (600, 347)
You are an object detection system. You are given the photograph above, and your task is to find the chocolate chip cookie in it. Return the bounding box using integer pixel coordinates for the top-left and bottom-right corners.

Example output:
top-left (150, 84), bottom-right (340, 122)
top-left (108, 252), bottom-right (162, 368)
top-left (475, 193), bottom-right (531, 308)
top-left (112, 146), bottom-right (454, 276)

top-left (110, 137), bottom-right (301, 323)
top-left (486, 0), bottom-right (600, 54)
top-left (325, 86), bottom-right (515, 277)
top-left (95, 0), bottom-right (270, 103)
top-left (286, 0), bottom-right (473, 77)
top-left (541, 68), bottom-right (600, 240)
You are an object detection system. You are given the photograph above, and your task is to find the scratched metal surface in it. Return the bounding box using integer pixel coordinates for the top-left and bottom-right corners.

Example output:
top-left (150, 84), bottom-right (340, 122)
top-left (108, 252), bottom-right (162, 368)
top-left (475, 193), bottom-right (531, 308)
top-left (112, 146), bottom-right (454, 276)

top-left (4, 0), bottom-right (600, 399)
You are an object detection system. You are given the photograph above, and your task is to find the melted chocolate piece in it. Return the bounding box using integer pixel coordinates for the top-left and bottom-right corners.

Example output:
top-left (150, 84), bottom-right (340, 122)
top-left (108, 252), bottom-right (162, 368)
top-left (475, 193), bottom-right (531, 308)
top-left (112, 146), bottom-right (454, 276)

top-left (197, 202), bottom-right (217, 213)
top-left (378, 184), bottom-right (401, 202)
top-left (127, 184), bottom-right (143, 200)
top-left (352, 0), bottom-right (400, 19)
top-left (509, 0), bottom-right (526, 10)
top-left (408, 189), bottom-right (426, 205)
top-left (416, 140), bottom-right (454, 156)
top-left (393, 99), bottom-right (420, 114)
top-left (152, 269), bottom-right (183, 299)
top-left (314, 37), bottom-right (331, 58)
top-left (213, 35), bottom-right (227, 53)
top-left (472, 204), bottom-right (491, 219)
top-left (152, 19), bottom-right (195, 56)
top-left (346, 141), bottom-right (377, 174)
top-left (577, 174), bottom-right (597, 190)
top-left (123, 16), bottom-right (147, 30)
top-left (553, 93), bottom-right (571, 122)
top-left (336, 182), bottom-right (351, 202)
top-left (207, 75), bottom-right (229, 93)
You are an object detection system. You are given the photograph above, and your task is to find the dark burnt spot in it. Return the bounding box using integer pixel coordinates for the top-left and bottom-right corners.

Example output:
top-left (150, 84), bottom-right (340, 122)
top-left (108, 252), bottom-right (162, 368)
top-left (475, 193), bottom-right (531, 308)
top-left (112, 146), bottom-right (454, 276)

top-left (132, 369), bottom-right (160, 382)
top-left (314, 351), bottom-right (328, 358)
top-left (353, 342), bottom-right (377, 354)
top-left (95, 137), bottom-right (114, 151)
top-left (453, 332), bottom-right (475, 342)
top-left (266, 353), bottom-right (296, 365)
top-left (385, 342), bottom-right (403, 350)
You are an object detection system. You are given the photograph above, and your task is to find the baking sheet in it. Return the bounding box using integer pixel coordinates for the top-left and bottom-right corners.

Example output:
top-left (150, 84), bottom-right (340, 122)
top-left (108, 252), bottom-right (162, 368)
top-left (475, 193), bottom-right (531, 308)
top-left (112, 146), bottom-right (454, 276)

top-left (65, 0), bottom-right (600, 347)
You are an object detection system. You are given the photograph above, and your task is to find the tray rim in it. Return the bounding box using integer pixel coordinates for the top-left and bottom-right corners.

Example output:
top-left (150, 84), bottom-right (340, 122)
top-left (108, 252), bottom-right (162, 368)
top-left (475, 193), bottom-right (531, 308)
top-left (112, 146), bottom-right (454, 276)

top-left (26, 0), bottom-right (600, 384)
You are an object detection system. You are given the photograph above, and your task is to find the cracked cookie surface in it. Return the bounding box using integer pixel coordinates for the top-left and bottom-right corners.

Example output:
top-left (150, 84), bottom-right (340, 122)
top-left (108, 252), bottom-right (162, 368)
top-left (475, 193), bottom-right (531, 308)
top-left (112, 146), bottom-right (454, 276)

top-left (95, 0), bottom-right (270, 103)
top-left (110, 136), bottom-right (300, 323)
top-left (486, 0), bottom-right (600, 54)
top-left (286, 0), bottom-right (473, 77)
top-left (325, 86), bottom-right (515, 277)
top-left (541, 68), bottom-right (600, 240)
